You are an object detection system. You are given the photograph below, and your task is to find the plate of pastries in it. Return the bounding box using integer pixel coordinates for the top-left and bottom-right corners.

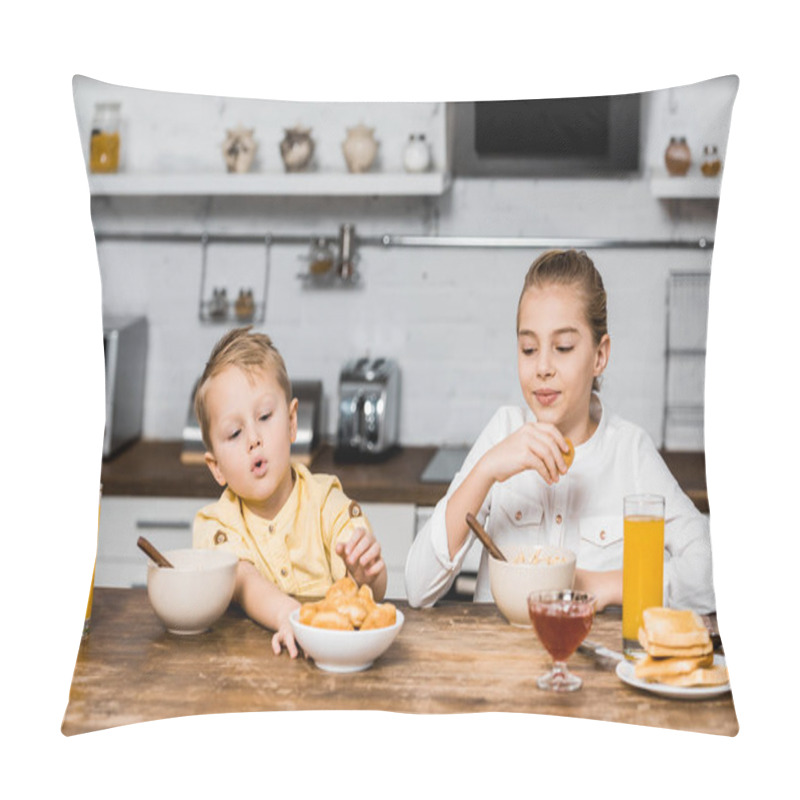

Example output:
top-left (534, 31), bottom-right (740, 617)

top-left (289, 577), bottom-right (404, 672)
top-left (616, 607), bottom-right (730, 699)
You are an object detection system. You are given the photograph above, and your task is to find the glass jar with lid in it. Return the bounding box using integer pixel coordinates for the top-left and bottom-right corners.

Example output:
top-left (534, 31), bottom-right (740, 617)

top-left (89, 102), bottom-right (121, 173)
top-left (308, 238), bottom-right (335, 277)
top-left (701, 145), bottom-right (722, 177)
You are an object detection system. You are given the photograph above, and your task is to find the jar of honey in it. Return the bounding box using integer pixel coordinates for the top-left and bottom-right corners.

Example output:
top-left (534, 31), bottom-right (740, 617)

top-left (701, 144), bottom-right (722, 177)
top-left (89, 102), bottom-right (121, 173)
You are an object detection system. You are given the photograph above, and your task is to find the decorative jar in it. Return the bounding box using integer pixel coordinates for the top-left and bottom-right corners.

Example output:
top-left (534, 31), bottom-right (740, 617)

top-left (403, 133), bottom-right (431, 173)
top-left (280, 126), bottom-right (315, 172)
top-left (664, 136), bottom-right (691, 176)
top-left (342, 124), bottom-right (378, 173)
top-left (222, 126), bottom-right (257, 174)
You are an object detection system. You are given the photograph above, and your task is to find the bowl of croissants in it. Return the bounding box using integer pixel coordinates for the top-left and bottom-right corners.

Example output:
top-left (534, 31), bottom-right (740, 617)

top-left (289, 577), bottom-right (404, 672)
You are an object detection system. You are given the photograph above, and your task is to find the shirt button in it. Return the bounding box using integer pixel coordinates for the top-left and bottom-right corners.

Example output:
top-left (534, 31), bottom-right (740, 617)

top-left (555, 514), bottom-right (563, 524)
top-left (269, 524), bottom-right (275, 533)
top-left (599, 530), bottom-right (606, 541)
top-left (280, 567), bottom-right (288, 577)
top-left (515, 511), bottom-right (522, 521)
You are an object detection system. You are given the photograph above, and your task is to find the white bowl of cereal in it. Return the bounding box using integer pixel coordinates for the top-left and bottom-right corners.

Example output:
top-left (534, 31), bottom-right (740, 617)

top-left (489, 546), bottom-right (577, 627)
top-left (289, 578), bottom-right (404, 672)
top-left (146, 548), bottom-right (238, 635)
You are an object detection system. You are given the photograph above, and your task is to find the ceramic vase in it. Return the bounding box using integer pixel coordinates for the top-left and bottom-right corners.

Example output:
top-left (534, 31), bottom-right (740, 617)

top-left (664, 137), bottom-right (691, 176)
top-left (222, 126), bottom-right (257, 174)
top-left (280, 126), bottom-right (315, 172)
top-left (342, 124), bottom-right (378, 173)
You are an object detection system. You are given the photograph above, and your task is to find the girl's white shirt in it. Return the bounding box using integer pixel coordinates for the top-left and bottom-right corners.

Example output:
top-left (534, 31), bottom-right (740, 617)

top-left (404, 394), bottom-right (716, 613)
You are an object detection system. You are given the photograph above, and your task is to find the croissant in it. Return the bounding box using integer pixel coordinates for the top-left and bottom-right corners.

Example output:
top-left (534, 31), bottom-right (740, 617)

top-left (310, 610), bottom-right (354, 630)
top-left (361, 604), bottom-right (397, 630)
top-left (326, 576), bottom-right (358, 599)
top-left (299, 578), bottom-right (397, 631)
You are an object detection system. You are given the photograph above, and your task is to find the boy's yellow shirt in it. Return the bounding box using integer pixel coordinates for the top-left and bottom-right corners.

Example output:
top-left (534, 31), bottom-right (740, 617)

top-left (193, 463), bottom-right (371, 599)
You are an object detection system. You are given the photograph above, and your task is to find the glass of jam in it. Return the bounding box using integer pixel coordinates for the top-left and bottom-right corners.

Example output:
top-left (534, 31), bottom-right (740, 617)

top-left (528, 589), bottom-right (595, 692)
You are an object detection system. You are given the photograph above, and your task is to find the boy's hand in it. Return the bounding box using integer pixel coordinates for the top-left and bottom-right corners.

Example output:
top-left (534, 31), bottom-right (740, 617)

top-left (336, 527), bottom-right (386, 590)
top-left (271, 614), bottom-right (299, 658)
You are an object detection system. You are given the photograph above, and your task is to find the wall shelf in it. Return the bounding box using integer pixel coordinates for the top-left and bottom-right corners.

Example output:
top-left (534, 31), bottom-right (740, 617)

top-left (649, 167), bottom-right (722, 199)
top-left (88, 171), bottom-right (451, 197)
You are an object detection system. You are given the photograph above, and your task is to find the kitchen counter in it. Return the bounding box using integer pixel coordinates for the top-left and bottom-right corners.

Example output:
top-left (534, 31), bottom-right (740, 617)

top-left (62, 588), bottom-right (736, 736)
top-left (101, 440), bottom-right (445, 505)
top-left (101, 440), bottom-right (709, 512)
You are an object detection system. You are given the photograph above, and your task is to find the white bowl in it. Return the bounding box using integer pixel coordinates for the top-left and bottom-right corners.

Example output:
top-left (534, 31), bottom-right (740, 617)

top-left (289, 608), bottom-right (404, 673)
top-left (488, 546), bottom-right (577, 627)
top-left (146, 548), bottom-right (238, 635)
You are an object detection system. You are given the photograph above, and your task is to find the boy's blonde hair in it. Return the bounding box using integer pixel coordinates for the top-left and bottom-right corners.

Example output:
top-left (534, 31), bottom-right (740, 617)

top-left (194, 326), bottom-right (292, 450)
top-left (518, 249), bottom-right (609, 390)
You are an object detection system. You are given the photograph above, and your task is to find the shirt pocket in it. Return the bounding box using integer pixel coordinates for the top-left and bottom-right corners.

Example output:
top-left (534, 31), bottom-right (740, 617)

top-left (496, 492), bottom-right (545, 530)
top-left (578, 515), bottom-right (623, 549)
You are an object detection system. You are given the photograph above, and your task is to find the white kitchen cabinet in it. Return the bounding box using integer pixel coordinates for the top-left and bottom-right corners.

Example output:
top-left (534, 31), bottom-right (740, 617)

top-left (360, 502), bottom-right (415, 601)
top-left (96, 496), bottom-right (215, 588)
top-left (96, 496), bottom-right (416, 598)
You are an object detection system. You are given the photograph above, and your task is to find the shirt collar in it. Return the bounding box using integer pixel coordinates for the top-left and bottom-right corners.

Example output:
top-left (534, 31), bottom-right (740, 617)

top-left (579, 392), bottom-right (606, 459)
top-left (240, 466), bottom-right (301, 530)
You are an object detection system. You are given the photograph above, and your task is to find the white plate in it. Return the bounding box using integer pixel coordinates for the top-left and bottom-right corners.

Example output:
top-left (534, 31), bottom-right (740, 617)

top-left (616, 654), bottom-right (730, 700)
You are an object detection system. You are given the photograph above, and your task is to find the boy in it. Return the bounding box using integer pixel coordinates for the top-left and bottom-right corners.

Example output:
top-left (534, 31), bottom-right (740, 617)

top-left (193, 327), bottom-right (387, 657)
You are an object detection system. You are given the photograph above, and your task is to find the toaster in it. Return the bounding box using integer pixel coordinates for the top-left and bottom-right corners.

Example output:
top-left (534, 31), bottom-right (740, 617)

top-left (335, 357), bottom-right (400, 461)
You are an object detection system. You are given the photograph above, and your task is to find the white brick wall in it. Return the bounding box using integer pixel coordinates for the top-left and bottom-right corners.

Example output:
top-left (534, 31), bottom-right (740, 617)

top-left (78, 77), bottom-right (736, 449)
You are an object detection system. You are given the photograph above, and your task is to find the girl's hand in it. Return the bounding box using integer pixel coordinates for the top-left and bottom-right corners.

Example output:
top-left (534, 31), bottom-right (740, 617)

top-left (336, 527), bottom-right (386, 590)
top-left (573, 568), bottom-right (623, 612)
top-left (481, 422), bottom-right (571, 486)
top-left (271, 614), bottom-right (300, 658)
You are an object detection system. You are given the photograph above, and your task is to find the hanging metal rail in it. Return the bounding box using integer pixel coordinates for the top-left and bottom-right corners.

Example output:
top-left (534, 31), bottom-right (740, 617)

top-left (92, 231), bottom-right (714, 250)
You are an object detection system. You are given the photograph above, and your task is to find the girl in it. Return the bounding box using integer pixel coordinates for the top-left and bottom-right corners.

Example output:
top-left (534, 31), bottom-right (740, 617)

top-left (405, 249), bottom-right (715, 614)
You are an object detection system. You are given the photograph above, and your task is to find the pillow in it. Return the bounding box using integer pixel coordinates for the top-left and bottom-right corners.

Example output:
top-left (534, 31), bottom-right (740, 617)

top-left (65, 75), bottom-right (737, 743)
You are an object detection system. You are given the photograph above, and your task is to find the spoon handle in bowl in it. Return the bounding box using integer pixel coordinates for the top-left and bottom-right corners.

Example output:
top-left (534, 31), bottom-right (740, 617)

top-left (465, 513), bottom-right (507, 562)
top-left (137, 536), bottom-right (174, 568)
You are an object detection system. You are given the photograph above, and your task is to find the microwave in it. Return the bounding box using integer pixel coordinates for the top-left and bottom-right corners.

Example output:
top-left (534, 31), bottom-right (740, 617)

top-left (103, 315), bottom-right (148, 458)
top-left (452, 93), bottom-right (641, 177)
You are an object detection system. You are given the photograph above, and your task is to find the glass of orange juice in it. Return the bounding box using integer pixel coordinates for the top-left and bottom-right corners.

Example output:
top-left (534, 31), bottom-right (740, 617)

top-left (622, 494), bottom-right (664, 658)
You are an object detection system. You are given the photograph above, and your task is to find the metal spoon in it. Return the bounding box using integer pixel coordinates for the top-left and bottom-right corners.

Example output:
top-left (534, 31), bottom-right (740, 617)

top-left (137, 536), bottom-right (174, 568)
top-left (465, 513), bottom-right (507, 562)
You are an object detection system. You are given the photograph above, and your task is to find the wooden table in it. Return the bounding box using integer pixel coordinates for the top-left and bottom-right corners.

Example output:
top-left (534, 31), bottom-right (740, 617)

top-left (62, 589), bottom-right (737, 737)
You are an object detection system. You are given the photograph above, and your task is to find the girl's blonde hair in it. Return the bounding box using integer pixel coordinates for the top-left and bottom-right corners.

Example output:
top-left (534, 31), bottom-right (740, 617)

top-left (518, 249), bottom-right (609, 390)
top-left (194, 326), bottom-right (292, 449)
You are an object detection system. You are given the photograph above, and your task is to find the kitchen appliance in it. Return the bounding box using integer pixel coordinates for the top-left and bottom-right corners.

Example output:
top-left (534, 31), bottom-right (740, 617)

top-left (180, 378), bottom-right (323, 466)
top-left (453, 93), bottom-right (641, 177)
top-left (335, 357), bottom-right (400, 461)
top-left (291, 380), bottom-right (324, 464)
top-left (103, 315), bottom-right (148, 458)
